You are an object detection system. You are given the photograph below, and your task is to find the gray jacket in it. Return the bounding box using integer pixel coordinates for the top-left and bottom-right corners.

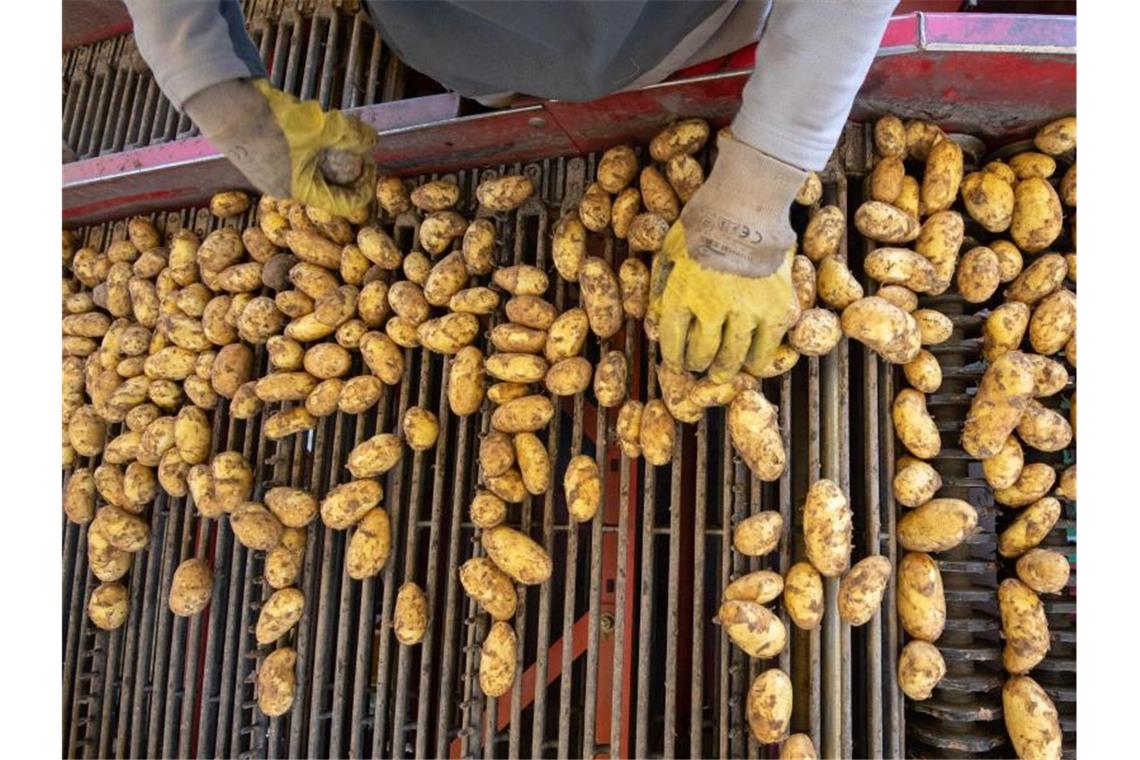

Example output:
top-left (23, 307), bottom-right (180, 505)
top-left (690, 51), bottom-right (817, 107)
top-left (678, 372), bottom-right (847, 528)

top-left (124, 0), bottom-right (896, 170)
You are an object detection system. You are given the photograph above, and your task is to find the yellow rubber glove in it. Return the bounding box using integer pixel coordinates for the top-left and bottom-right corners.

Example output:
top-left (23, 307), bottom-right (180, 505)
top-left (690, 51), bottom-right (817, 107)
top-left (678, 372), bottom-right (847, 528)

top-left (646, 133), bottom-right (804, 383)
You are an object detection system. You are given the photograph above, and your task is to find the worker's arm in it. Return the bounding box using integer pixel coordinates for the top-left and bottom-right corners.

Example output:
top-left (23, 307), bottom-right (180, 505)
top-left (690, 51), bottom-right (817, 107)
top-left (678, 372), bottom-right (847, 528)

top-left (122, 0), bottom-right (376, 214)
top-left (649, 0), bottom-right (896, 380)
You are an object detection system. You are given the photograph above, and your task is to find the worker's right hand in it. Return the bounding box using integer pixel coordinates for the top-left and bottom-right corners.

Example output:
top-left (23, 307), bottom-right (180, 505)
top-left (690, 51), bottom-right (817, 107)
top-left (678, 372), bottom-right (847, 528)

top-left (184, 78), bottom-right (376, 216)
top-left (645, 132), bottom-right (805, 382)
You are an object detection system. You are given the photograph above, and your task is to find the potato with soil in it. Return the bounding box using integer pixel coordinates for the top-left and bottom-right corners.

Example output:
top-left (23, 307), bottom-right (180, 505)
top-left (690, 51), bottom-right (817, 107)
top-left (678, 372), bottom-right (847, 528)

top-left (956, 246), bottom-right (1001, 303)
top-left (384, 317), bottom-right (420, 349)
top-left (994, 463), bottom-right (1056, 508)
top-left (982, 302), bottom-right (1031, 362)
top-left (545, 357), bottom-right (592, 396)
top-left (578, 257), bottom-right (623, 339)
top-left (999, 578), bottom-right (1050, 674)
top-left (893, 457), bottom-right (942, 507)
top-left (544, 308), bottom-right (589, 362)
top-left (475, 174), bottom-right (534, 211)
top-left (486, 353), bottom-right (548, 385)
top-left (597, 144), bottom-right (639, 193)
top-left (64, 469), bottom-right (97, 525)
top-left (92, 505), bottom-right (150, 552)
top-left (514, 432), bottom-right (551, 496)
top-left (892, 389), bottom-right (940, 460)
top-left (417, 313), bottom-right (480, 354)
top-left (491, 395), bottom-right (554, 434)
top-left (264, 487), bottom-right (318, 528)
top-left (724, 570), bottom-right (784, 605)
top-left (479, 621), bottom-right (518, 697)
top-left (230, 502), bottom-right (284, 551)
top-left (482, 526), bottom-right (552, 585)
top-left (336, 375), bottom-right (382, 415)
top-left (802, 205), bottom-right (845, 262)
top-left (854, 201), bottom-right (920, 244)
top-left (781, 561), bottom-right (824, 630)
top-left (921, 137), bottom-right (964, 214)
top-left (733, 511), bottom-right (783, 557)
top-left (410, 179), bottom-right (459, 211)
top-left (616, 400), bottom-right (644, 458)
top-left (628, 212), bottom-right (670, 253)
top-left (254, 587), bottom-right (304, 645)
top-left (578, 182), bottom-right (611, 231)
top-left (650, 118), bottom-right (709, 161)
top-left (257, 648), bottom-right (297, 717)
top-left (639, 399), bottom-right (675, 465)
top-left (802, 479), bottom-right (853, 577)
top-left (346, 507), bottom-right (392, 579)
top-left (320, 479), bottom-right (383, 531)
top-left (564, 454), bottom-right (601, 522)
top-left (791, 255), bottom-right (817, 311)
top-left (1005, 253), bottom-right (1067, 305)
top-left (816, 256), bottom-right (863, 309)
top-left (168, 558), bottom-right (213, 617)
top-left (864, 247), bottom-right (938, 293)
top-left (869, 155), bottom-right (904, 203)
top-left (897, 498), bottom-right (977, 552)
top-left (838, 555), bottom-right (892, 626)
top-left (423, 251), bottom-right (470, 306)
top-left (746, 669), bottom-right (793, 744)
top-left (211, 344), bottom-right (253, 399)
top-left (593, 351), bottom-right (628, 407)
top-left (961, 170), bottom-right (1014, 232)
top-left (448, 347), bottom-right (486, 417)
top-left (1034, 115), bottom-right (1075, 155)
top-left (1029, 288), bottom-right (1075, 356)
top-left (914, 210), bottom-right (964, 292)
top-left (999, 496), bottom-right (1061, 558)
top-left (961, 350), bottom-right (1036, 459)
top-left (991, 239), bottom-right (1024, 283)
top-left (1011, 177), bottom-right (1063, 253)
top-left (1003, 675), bottom-right (1062, 760)
top-left (897, 552), bottom-right (946, 642)
top-left (619, 258), bottom-right (650, 319)
top-left (551, 213), bottom-right (586, 280)
top-left (418, 211), bottom-right (468, 255)
top-left (787, 308), bottom-right (842, 357)
top-left (1016, 549), bottom-right (1071, 595)
top-left (470, 490), bottom-right (507, 529)
top-left (1026, 355), bottom-right (1068, 398)
top-left (1017, 399), bottom-right (1073, 452)
top-left (751, 344), bottom-right (801, 379)
top-left (449, 287), bottom-right (500, 315)
top-left (728, 390), bottom-right (785, 481)
top-left (479, 431), bottom-right (516, 478)
top-left (459, 557), bottom-right (518, 620)
top-left (841, 297), bottom-right (921, 364)
top-left (903, 350), bottom-right (942, 393)
top-left (88, 525), bottom-right (131, 582)
top-left (88, 582), bottom-right (129, 631)
top-left (897, 641), bottom-right (945, 701)
top-left (611, 188), bottom-right (641, 240)
top-left (393, 583), bottom-right (429, 645)
top-left (640, 166), bottom-right (680, 222)
top-left (1056, 464), bottom-right (1075, 501)
top-left (255, 371), bottom-right (318, 403)
top-left (716, 600), bottom-right (787, 659)
top-left (491, 324), bottom-right (546, 354)
top-left (264, 528), bottom-right (306, 589)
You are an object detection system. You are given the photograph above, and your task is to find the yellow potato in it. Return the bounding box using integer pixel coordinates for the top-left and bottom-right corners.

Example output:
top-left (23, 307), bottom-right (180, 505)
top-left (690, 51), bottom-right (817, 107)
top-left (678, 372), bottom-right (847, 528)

top-left (1017, 399), bottom-right (1072, 452)
top-left (897, 640), bottom-right (945, 701)
top-left (982, 302), bottom-right (1030, 362)
top-left (870, 155), bottom-right (904, 203)
top-left (1034, 115), bottom-right (1075, 155)
top-left (594, 350), bottom-right (628, 407)
top-left (302, 342), bottom-right (352, 380)
top-left (545, 308), bottom-right (590, 362)
top-left (358, 332), bottom-right (404, 386)
top-left (627, 212), bottom-right (670, 253)
top-left (514, 432), bottom-right (551, 496)
top-left (780, 734), bottom-right (818, 760)
top-left (564, 454), bottom-right (601, 522)
top-left (264, 487), bottom-right (318, 528)
top-left (815, 256), bottom-right (863, 310)
top-left (487, 353), bottom-right (548, 384)
top-left (445, 346), bottom-right (485, 417)
top-left (1017, 548), bottom-right (1071, 595)
top-left (482, 525), bottom-right (552, 585)
top-left (578, 182), bottom-right (611, 232)
top-left (545, 357), bottom-right (592, 396)
top-left (402, 406), bottom-right (440, 451)
top-left (897, 552), bottom-right (945, 642)
top-left (313, 284), bottom-right (359, 328)
top-left (123, 461), bottom-right (158, 508)
top-left (94, 464), bottom-right (128, 510)
top-left (458, 218), bottom-right (495, 276)
top-left (423, 251), bottom-right (470, 306)
top-left (387, 281), bottom-right (430, 325)
top-left (893, 457), bottom-right (942, 507)
top-left (336, 375), bottom-right (382, 415)
top-left (656, 363), bottom-right (702, 424)
top-left (802, 479), bottom-right (852, 577)
top-left (417, 313), bottom-right (480, 354)
top-left (264, 527), bottom-right (306, 589)
top-left (640, 166), bottom-right (679, 222)
top-left (649, 118), bottom-right (709, 162)
top-left (169, 558), bottom-right (214, 617)
top-left (419, 211), bottom-right (468, 255)
top-left (460, 557), bottom-right (518, 620)
top-left (894, 175), bottom-right (920, 220)
top-left (897, 498), bottom-right (977, 552)
top-left (197, 227), bottom-right (244, 272)
top-left (903, 349), bottom-right (941, 393)
top-left (1005, 253), bottom-right (1066, 304)
top-left (864, 247), bottom-right (938, 293)
top-left (346, 433), bottom-right (403, 479)
top-left (137, 415), bottom-right (177, 466)
top-left (995, 462), bottom-right (1057, 509)
top-left (255, 371), bottom-right (318, 403)
top-left (1059, 163), bottom-right (1076, 207)
top-left (961, 170), bottom-right (1014, 232)
top-left (955, 246), bottom-right (1001, 303)
top-left (211, 344), bottom-right (253, 400)
top-left (791, 254), bottom-right (817, 311)
top-left (616, 400), bottom-right (643, 458)
top-left (782, 562), bottom-right (824, 630)
top-left (1009, 152), bottom-right (1057, 180)
top-left (597, 144), bottom-right (639, 193)
top-left (639, 399), bottom-right (675, 465)
top-left (665, 153), bottom-right (704, 203)
top-left (87, 523), bottom-right (131, 582)
top-left (961, 350), bottom-right (1036, 458)
top-left (476, 174), bottom-right (533, 212)
top-left (64, 468), bottom-right (96, 525)
top-left (209, 452), bottom-right (252, 513)
top-left (874, 115), bottom-right (906, 157)
top-left (787, 308), bottom-right (842, 357)
top-left (1003, 675), bottom-right (1062, 760)
top-left (1056, 464), bottom-right (1075, 501)
top-left (257, 647), bottom-right (297, 717)
top-left (1011, 177), bottom-right (1063, 253)
top-left (491, 395), bottom-right (554, 434)
top-left (91, 504), bottom-right (151, 553)
top-left (266, 335), bottom-right (304, 371)
top-left (504, 295), bottom-right (557, 330)
top-left (733, 511), bottom-right (783, 557)
top-left (724, 570), bottom-right (784, 605)
top-left (746, 669), bottom-right (793, 744)
top-left (320, 480), bottom-right (383, 530)
top-left (402, 251), bottom-right (431, 285)
top-left (579, 257), bottom-right (623, 338)
top-left (492, 323), bottom-right (548, 354)
top-left (837, 555), bottom-right (891, 626)
top-left (1029, 288), bottom-right (1075, 356)
top-left (411, 179), bottom-right (459, 211)
top-left (841, 297), bottom-right (921, 364)
top-left (728, 390), bottom-right (785, 481)
top-left (920, 137), bottom-right (963, 214)
top-left (998, 578), bottom-right (1049, 674)
top-left (913, 210), bottom-right (964, 293)
top-left (853, 202), bottom-right (918, 244)
top-left (715, 600), bottom-right (787, 658)
top-left (394, 582), bottom-right (429, 645)
top-left (551, 213), bottom-right (587, 280)
top-left (449, 286), bottom-right (500, 315)
top-left (479, 621), bottom-right (518, 697)
top-left (346, 507), bottom-right (392, 578)
top-left (465, 491), bottom-right (506, 532)
top-left (255, 587), bottom-right (304, 645)
top-left (688, 373), bottom-right (756, 409)
top-left (88, 582), bottom-right (129, 631)
top-left (983, 159), bottom-right (1018, 185)
top-left (801, 205), bottom-right (845, 262)
top-left (479, 432), bottom-right (516, 479)
top-left (384, 317), bottom-right (420, 349)
top-left (611, 188), bottom-right (641, 240)
top-left (750, 343), bottom-right (801, 379)
top-left (618, 258), bottom-right (650, 319)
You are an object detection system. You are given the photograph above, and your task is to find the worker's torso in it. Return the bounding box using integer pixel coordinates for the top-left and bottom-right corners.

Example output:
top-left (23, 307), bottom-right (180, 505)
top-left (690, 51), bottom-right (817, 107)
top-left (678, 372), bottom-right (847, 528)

top-left (366, 1), bottom-right (734, 101)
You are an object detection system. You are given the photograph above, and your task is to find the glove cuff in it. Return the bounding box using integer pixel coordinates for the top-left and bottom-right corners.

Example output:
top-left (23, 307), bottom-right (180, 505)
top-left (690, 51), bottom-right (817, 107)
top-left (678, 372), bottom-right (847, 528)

top-left (707, 131), bottom-right (808, 214)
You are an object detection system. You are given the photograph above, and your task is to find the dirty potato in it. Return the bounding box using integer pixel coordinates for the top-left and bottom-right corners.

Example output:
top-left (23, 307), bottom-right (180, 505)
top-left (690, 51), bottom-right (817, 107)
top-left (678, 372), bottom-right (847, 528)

top-left (961, 170), bottom-right (1014, 232)
top-left (999, 578), bottom-right (1050, 674)
top-left (544, 308), bottom-right (590, 362)
top-left (1016, 399), bottom-right (1073, 452)
top-left (903, 350), bottom-right (942, 393)
top-left (394, 583), bottom-right (429, 645)
top-left (1011, 177), bottom-right (1063, 253)
top-left (627, 212), bottom-right (670, 253)
top-left (913, 210), bottom-right (964, 293)
top-left (920, 136), bottom-right (963, 214)
top-left (815, 256), bottom-right (863, 310)
top-left (551, 213), bottom-right (587, 280)
top-left (619, 258), bottom-right (650, 318)
top-left (1016, 549), bottom-right (1071, 595)
top-left (579, 257), bottom-right (623, 338)
top-left (802, 205), bottom-right (845, 262)
top-left (897, 641), bottom-right (945, 701)
top-left (564, 454), bottom-right (601, 522)
top-left (611, 188), bottom-right (641, 240)
top-left (746, 669), bottom-right (793, 744)
top-left (841, 297), bottom-right (921, 364)
top-left (448, 346), bottom-right (486, 416)
top-left (417, 313), bottom-right (481, 354)
top-left (346, 508), bottom-right (392, 578)
top-left (320, 480), bottom-right (383, 530)
top-left (545, 357), bottom-right (592, 396)
top-left (423, 251), bottom-right (470, 306)
top-left (893, 457), bottom-right (942, 507)
top-left (459, 557), bottom-right (518, 620)
top-left (897, 499), bottom-right (978, 552)
top-left (419, 211), bottom-right (468, 255)
top-left (346, 433), bottom-right (402, 479)
top-left (728, 390), bottom-right (785, 481)
top-left (716, 600), bottom-right (787, 659)
top-left (897, 552), bottom-right (945, 642)
top-left (1005, 253), bottom-right (1066, 305)
top-left (449, 286), bottom-right (500, 315)
top-left (782, 562), bottom-right (824, 630)
top-left (864, 247), bottom-right (938, 293)
top-left (733, 511), bottom-right (784, 557)
top-left (802, 479), bottom-right (853, 577)
top-left (594, 351), bottom-right (628, 407)
top-left (479, 621), bottom-right (518, 697)
top-left (491, 395), bottom-right (554, 434)
top-left (487, 353), bottom-right (548, 384)
top-left (855, 201), bottom-right (920, 244)
top-left (837, 556), bottom-right (892, 626)
top-left (492, 324), bottom-right (547, 360)
top-left (982, 302), bottom-right (1031, 362)
top-left (870, 156), bottom-right (904, 203)
top-left (482, 526), bottom-right (552, 585)
top-left (403, 407), bottom-right (440, 451)
top-left (476, 175), bottom-right (534, 212)
top-left (1028, 288), bottom-right (1075, 356)
top-left (961, 350), bottom-right (1036, 459)
top-left (999, 495), bottom-right (1061, 559)
top-left (257, 648), bottom-right (297, 717)
top-left (514, 432), bottom-right (551, 496)
top-left (956, 246), bottom-right (1001, 303)
top-left (639, 399), bottom-right (675, 465)
top-left (88, 582), bottom-right (129, 631)
top-left (995, 463), bottom-right (1057, 508)
top-left (169, 558), bottom-right (214, 617)
top-left (616, 400), bottom-right (643, 458)
top-left (724, 570), bottom-right (784, 605)
top-left (255, 587), bottom-right (304, 645)
top-left (1003, 675), bottom-right (1062, 760)
top-left (264, 487), bottom-right (318, 529)
top-left (578, 182), bottom-right (612, 231)
top-left (597, 145), bottom-right (639, 193)
top-left (650, 118), bottom-right (709, 162)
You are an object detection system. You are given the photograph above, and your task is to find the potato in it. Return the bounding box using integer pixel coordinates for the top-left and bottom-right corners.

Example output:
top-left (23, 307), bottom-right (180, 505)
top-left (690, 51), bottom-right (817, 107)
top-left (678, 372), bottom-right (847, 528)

top-left (94, 463), bottom-right (129, 510)
top-left (751, 343), bottom-right (801, 379)
top-left (1011, 177), bottom-right (1063, 253)
top-left (417, 313), bottom-right (480, 354)
top-left (68, 405), bottom-right (106, 457)
top-left (202, 296), bottom-right (238, 346)
top-left (715, 600), bottom-right (787, 658)
top-left (897, 640), bottom-right (945, 701)
top-left (639, 399), bottom-right (675, 466)
top-left (313, 284), bottom-right (359, 327)
top-left (459, 557), bottom-right (518, 620)
top-left (443, 346), bottom-right (485, 417)
top-left (514, 432), bottom-right (551, 496)
top-left (1017, 399), bottom-right (1072, 453)
top-left (782, 562), bottom-right (824, 630)
top-left (479, 431), bottom-right (516, 478)
top-left (449, 286), bottom-right (500, 316)
top-left (402, 406), bottom-right (440, 451)
top-left (264, 487), bottom-right (318, 528)
top-left (897, 551), bottom-right (946, 642)
top-left (800, 479), bottom-right (853, 577)
top-left (419, 211), bottom-right (468, 255)
top-left (491, 324), bottom-right (547, 354)
top-left (1056, 464), bottom-right (1075, 501)
top-left (222, 382), bottom-right (260, 421)
top-left (491, 395), bottom-right (553, 434)
top-left (855, 201), bottom-right (920, 244)
top-left (563, 454), bottom-right (601, 522)
top-left (1029, 289), bottom-right (1075, 356)
top-left (665, 153), bottom-right (704, 203)
top-left (998, 578), bottom-right (1049, 674)
top-left (456, 220), bottom-right (495, 277)
top-left (1003, 675), bottom-right (1062, 760)
top-left (319, 479), bottom-right (383, 530)
top-left (482, 525), bottom-right (552, 585)
top-left (728, 390), bottom-right (785, 481)
top-left (168, 558), bottom-right (214, 617)
top-left (254, 587), bottom-right (305, 645)
top-left (733, 511), bottom-right (783, 557)
top-left (144, 346), bottom-right (198, 382)
top-left (913, 211), bottom-right (963, 292)
top-left (617, 258), bottom-right (650, 319)
top-left (1015, 549), bottom-right (1071, 601)
top-left (607, 188), bottom-right (641, 241)
top-left (261, 253), bottom-right (298, 293)
top-left (724, 570), bottom-right (784, 605)
top-left (649, 118), bottom-right (709, 162)
top-left (263, 336), bottom-right (301, 372)
top-left (575, 257), bottom-right (624, 338)
top-left (230, 502), bottom-right (284, 551)
top-left (841, 297), bottom-right (921, 364)
top-left (616, 400), bottom-right (643, 458)
top-left (688, 373), bottom-right (756, 408)
top-left (186, 464), bottom-right (220, 518)
top-left (211, 344), bottom-right (253, 399)
top-left (384, 317), bottom-right (420, 349)
top-left (893, 457), bottom-right (942, 507)
top-left (1059, 163), bottom-right (1076, 207)
top-left (595, 144), bottom-right (639, 194)
top-left (982, 302), bottom-right (1030, 362)
top-left (625, 212), bottom-right (669, 253)
top-left (1033, 115), bottom-right (1075, 156)
top-left (864, 247), bottom-right (938, 293)
top-left (962, 350), bottom-right (1037, 459)
top-left (345, 433), bottom-right (402, 480)
top-left (64, 469), bottom-right (96, 524)
top-left (874, 115), bottom-right (906, 157)
top-left (137, 415), bottom-right (177, 467)
top-left (479, 621), bottom-right (518, 697)
top-left (801, 205), bottom-right (845, 262)
top-left (921, 137), bottom-right (963, 214)
top-left (487, 353), bottom-right (548, 385)
top-left (961, 170), bottom-right (1014, 232)
top-left (478, 174), bottom-right (534, 212)
top-left (88, 582), bottom-right (129, 631)
top-left (837, 555), bottom-right (891, 625)
top-left (544, 308), bottom-right (589, 362)
top-left (897, 498), bottom-right (977, 552)
top-left (788, 255), bottom-right (817, 312)
top-left (1005, 253), bottom-right (1066, 304)
top-left (346, 507), bottom-right (392, 579)
top-left (283, 229), bottom-right (342, 270)
top-left (956, 246), bottom-right (1001, 303)
top-left (360, 331), bottom-right (405, 385)
top-left (87, 523), bottom-right (131, 582)
top-left (72, 247), bottom-right (111, 288)
top-left (903, 350), bottom-right (941, 393)
top-left (746, 669), bottom-right (793, 744)
top-left (1009, 152), bottom-right (1057, 182)
top-left (578, 182), bottom-right (611, 232)
top-left (216, 261), bottom-right (264, 294)
top-left (780, 734), bottom-right (818, 760)
top-left (376, 176), bottom-right (411, 215)
top-left (264, 528), bottom-right (305, 589)
top-left (545, 357), bottom-right (592, 396)
top-left (411, 179), bottom-right (459, 212)
top-left (640, 166), bottom-right (680, 222)
top-left (787, 308), bottom-right (842, 357)
top-left (1000, 493), bottom-right (1061, 557)
top-left (470, 490), bottom-right (507, 529)
top-left (870, 156), bottom-right (904, 203)
top-left (257, 647), bottom-right (297, 717)
top-left (422, 251), bottom-right (469, 307)
top-left (197, 227), bottom-right (244, 272)
top-left (594, 351), bottom-right (627, 407)
top-left (551, 213), bottom-right (587, 280)
top-left (387, 281), bottom-right (430, 325)
top-left (656, 363), bottom-right (702, 424)
top-left (815, 256), bottom-right (862, 310)
top-left (389, 582), bottom-right (429, 646)
top-left (256, 371), bottom-right (318, 403)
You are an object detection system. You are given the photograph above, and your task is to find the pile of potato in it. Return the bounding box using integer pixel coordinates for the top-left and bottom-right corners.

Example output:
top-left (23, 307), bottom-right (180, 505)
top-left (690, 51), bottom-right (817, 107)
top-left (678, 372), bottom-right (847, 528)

top-left (858, 113), bottom-right (1075, 760)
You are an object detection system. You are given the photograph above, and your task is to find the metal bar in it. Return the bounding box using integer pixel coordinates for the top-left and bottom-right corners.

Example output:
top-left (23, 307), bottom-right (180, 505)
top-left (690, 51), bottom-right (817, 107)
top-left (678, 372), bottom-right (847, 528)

top-left (160, 496), bottom-right (196, 758)
top-left (634, 343), bottom-right (659, 760)
top-left (317, 9), bottom-right (340, 109)
top-left (145, 495), bottom-right (184, 759)
top-left (299, 11), bottom-right (323, 101)
top-left (690, 416), bottom-right (708, 757)
top-left (341, 12), bottom-right (366, 109)
top-left (807, 356), bottom-right (822, 751)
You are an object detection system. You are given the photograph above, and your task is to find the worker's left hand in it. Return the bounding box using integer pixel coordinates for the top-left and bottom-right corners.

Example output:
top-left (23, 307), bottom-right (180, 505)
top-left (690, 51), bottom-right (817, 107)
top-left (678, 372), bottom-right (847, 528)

top-left (646, 132), bottom-right (805, 383)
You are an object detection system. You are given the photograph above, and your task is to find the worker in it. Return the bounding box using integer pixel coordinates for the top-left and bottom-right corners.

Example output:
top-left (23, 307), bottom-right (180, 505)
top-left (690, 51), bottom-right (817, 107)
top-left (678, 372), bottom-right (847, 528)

top-left (123, 0), bottom-right (897, 381)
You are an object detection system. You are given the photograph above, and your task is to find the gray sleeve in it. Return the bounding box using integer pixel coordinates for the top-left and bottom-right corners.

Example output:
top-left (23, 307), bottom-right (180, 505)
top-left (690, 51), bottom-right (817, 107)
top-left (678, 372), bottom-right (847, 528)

top-left (731, 0), bottom-right (897, 171)
top-left (123, 0), bottom-right (266, 112)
